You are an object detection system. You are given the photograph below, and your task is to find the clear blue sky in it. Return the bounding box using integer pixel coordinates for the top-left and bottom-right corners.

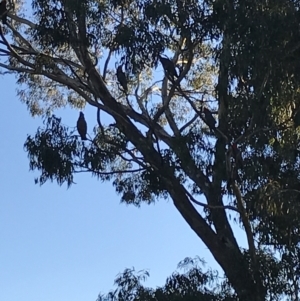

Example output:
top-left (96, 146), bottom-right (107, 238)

top-left (0, 4), bottom-right (247, 300)
top-left (0, 73), bottom-right (248, 301)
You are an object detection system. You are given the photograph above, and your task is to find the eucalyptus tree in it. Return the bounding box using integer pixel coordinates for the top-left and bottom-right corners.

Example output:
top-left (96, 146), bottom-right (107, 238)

top-left (2, 0), bottom-right (300, 300)
top-left (97, 257), bottom-right (234, 301)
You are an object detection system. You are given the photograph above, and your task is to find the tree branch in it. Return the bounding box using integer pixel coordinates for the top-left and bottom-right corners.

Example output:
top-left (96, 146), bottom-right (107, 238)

top-left (184, 187), bottom-right (240, 213)
top-left (8, 12), bottom-right (36, 28)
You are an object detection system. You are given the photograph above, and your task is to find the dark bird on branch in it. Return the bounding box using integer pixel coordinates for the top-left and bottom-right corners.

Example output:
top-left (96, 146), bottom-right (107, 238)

top-left (77, 112), bottom-right (87, 140)
top-left (232, 143), bottom-right (243, 168)
top-left (202, 107), bottom-right (216, 129)
top-left (158, 55), bottom-right (179, 79)
top-left (0, 0), bottom-right (7, 24)
top-left (116, 65), bottom-right (128, 93)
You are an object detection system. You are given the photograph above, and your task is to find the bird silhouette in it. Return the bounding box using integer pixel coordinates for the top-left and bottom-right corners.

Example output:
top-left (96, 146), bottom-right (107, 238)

top-left (77, 112), bottom-right (87, 140)
top-left (158, 55), bottom-right (178, 79)
top-left (202, 107), bottom-right (216, 130)
top-left (116, 65), bottom-right (128, 93)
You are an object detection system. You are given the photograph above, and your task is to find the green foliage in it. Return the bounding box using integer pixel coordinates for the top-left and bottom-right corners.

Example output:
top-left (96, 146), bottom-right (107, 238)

top-left (32, 0), bottom-right (101, 50)
top-left (24, 115), bottom-right (169, 204)
top-left (4, 0), bottom-right (300, 299)
top-left (24, 115), bottom-right (78, 186)
top-left (97, 257), bottom-right (232, 301)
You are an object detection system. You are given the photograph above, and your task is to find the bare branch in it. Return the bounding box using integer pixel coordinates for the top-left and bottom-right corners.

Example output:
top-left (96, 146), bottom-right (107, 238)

top-left (185, 188), bottom-right (240, 213)
top-left (179, 114), bottom-right (199, 132)
top-left (8, 12), bottom-right (36, 28)
top-left (60, 56), bottom-right (90, 90)
top-left (96, 107), bottom-right (105, 135)
top-left (232, 182), bottom-right (258, 281)
top-left (0, 62), bottom-right (35, 73)
top-left (134, 74), bottom-right (154, 117)
top-left (0, 47), bottom-right (10, 55)
top-left (7, 23), bottom-right (36, 50)
top-left (77, 167), bottom-right (145, 176)
top-left (0, 25), bottom-right (35, 69)
top-left (103, 49), bottom-right (112, 81)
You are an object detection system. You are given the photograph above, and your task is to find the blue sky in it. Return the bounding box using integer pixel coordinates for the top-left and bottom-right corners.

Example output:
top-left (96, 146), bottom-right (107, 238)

top-left (0, 73), bottom-right (248, 301)
top-left (0, 3), bottom-right (248, 300)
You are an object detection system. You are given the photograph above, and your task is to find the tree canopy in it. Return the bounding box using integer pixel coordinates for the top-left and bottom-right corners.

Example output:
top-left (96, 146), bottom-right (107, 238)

top-left (2, 0), bottom-right (300, 300)
top-left (97, 257), bottom-right (232, 301)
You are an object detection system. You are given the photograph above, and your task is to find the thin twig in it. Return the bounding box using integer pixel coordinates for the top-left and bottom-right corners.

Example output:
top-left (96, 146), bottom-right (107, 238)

top-left (184, 188), bottom-right (240, 213)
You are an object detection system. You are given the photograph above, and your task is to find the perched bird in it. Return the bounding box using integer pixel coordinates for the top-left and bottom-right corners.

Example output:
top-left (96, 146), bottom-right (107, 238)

top-left (202, 107), bottom-right (216, 129)
top-left (158, 55), bottom-right (179, 79)
top-left (232, 143), bottom-right (243, 168)
top-left (116, 65), bottom-right (128, 93)
top-left (77, 112), bottom-right (87, 140)
top-left (0, 0), bottom-right (7, 24)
